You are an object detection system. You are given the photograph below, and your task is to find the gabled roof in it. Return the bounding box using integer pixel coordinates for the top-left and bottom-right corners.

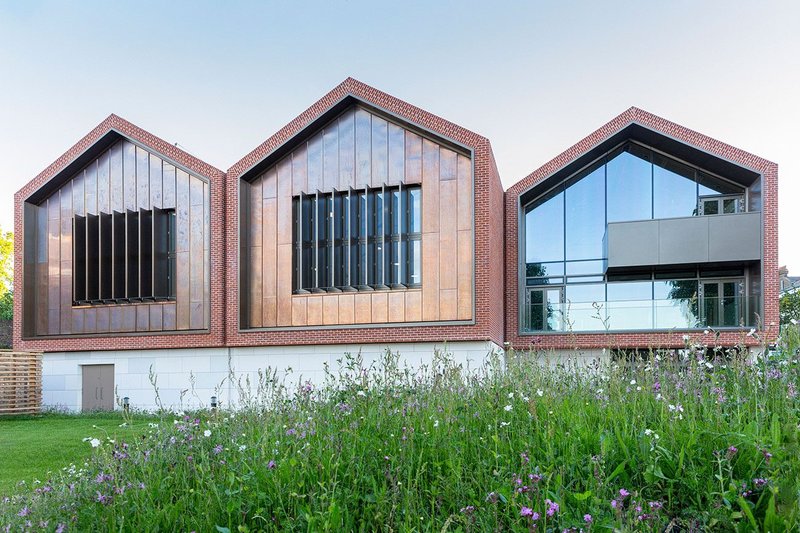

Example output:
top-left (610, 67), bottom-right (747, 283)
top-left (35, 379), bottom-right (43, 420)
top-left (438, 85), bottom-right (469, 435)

top-left (228, 77), bottom-right (488, 181)
top-left (509, 106), bottom-right (777, 205)
top-left (16, 114), bottom-right (224, 205)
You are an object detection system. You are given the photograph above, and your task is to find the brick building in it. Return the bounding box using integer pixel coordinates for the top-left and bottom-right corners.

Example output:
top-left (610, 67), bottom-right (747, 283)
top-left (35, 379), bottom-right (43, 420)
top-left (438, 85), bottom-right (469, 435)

top-left (13, 79), bottom-right (778, 410)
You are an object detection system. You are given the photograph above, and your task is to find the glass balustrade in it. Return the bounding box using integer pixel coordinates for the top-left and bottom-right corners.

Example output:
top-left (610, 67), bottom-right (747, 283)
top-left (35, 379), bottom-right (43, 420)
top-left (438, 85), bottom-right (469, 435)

top-left (521, 292), bottom-right (752, 333)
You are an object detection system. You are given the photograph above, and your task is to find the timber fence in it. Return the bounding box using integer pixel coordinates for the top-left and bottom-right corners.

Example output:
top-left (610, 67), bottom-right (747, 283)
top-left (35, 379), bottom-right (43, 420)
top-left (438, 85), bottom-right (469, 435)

top-left (0, 351), bottom-right (42, 415)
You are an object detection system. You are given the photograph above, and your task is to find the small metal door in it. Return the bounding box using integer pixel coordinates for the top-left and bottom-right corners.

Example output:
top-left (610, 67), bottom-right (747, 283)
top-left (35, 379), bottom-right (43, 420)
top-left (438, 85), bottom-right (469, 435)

top-left (82, 364), bottom-right (114, 411)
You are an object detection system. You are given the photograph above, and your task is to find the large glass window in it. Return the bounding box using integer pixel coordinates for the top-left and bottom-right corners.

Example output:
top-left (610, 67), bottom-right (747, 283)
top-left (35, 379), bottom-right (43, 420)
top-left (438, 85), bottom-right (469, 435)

top-left (521, 141), bottom-right (750, 333)
top-left (525, 188), bottom-right (563, 265)
top-left (653, 155), bottom-right (697, 218)
top-left (293, 184), bottom-right (421, 292)
top-left (565, 162), bottom-right (605, 260)
top-left (606, 144), bottom-right (652, 223)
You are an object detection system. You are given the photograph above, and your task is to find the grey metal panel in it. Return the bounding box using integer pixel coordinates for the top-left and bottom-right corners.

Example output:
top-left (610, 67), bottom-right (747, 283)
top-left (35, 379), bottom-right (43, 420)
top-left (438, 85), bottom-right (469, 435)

top-left (708, 212), bottom-right (761, 262)
top-left (605, 220), bottom-right (659, 268)
top-left (85, 164), bottom-right (97, 215)
top-left (323, 126), bottom-right (338, 191)
top-left (149, 155), bottom-right (163, 208)
top-left (658, 217), bottom-right (708, 264)
top-left (162, 163), bottom-right (176, 209)
top-left (136, 147), bottom-right (150, 210)
top-left (371, 115), bottom-right (388, 185)
top-left (123, 141), bottom-right (137, 211)
top-left (354, 107), bottom-right (371, 186)
top-left (607, 212), bottom-right (761, 269)
top-left (97, 150), bottom-right (110, 214)
top-left (338, 108), bottom-right (355, 189)
top-left (72, 170), bottom-right (85, 216)
top-left (109, 141), bottom-right (123, 212)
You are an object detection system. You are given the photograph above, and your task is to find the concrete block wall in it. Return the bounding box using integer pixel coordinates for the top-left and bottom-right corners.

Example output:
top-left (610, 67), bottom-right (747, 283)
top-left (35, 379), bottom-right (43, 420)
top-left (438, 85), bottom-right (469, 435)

top-left (42, 341), bottom-right (502, 412)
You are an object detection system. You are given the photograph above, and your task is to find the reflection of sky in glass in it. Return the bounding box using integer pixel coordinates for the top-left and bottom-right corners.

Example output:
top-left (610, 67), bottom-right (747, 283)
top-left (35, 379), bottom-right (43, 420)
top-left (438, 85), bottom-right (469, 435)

top-left (653, 155), bottom-right (697, 218)
top-left (566, 164), bottom-right (605, 260)
top-left (607, 147), bottom-right (651, 223)
top-left (525, 190), bottom-right (563, 263)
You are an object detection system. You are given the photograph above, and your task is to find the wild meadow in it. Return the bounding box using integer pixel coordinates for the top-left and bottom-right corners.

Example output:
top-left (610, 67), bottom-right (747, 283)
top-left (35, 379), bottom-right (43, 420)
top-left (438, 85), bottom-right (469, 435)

top-left (2, 327), bottom-right (800, 532)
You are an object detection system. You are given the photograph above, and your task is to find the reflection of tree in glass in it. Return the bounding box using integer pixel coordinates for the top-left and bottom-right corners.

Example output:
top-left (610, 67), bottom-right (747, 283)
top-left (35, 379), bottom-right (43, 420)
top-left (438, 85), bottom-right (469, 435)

top-left (667, 279), bottom-right (700, 327)
top-left (526, 262), bottom-right (549, 279)
top-left (525, 263), bottom-right (558, 331)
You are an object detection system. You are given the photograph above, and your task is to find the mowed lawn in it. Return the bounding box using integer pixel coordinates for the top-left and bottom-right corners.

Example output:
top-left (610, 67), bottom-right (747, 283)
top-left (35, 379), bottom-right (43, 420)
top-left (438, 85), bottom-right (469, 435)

top-left (0, 413), bottom-right (153, 495)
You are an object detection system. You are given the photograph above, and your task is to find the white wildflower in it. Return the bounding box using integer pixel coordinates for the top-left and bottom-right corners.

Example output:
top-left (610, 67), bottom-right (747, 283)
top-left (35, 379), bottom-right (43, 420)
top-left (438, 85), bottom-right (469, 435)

top-left (500, 421), bottom-right (511, 427)
top-left (536, 389), bottom-right (544, 397)
top-left (747, 328), bottom-right (756, 337)
top-left (682, 334), bottom-right (689, 341)
top-left (504, 405), bottom-right (513, 412)
top-left (630, 379), bottom-right (636, 385)
top-left (644, 429), bottom-right (653, 436)
top-left (356, 390), bottom-right (367, 397)
top-left (433, 420), bottom-right (439, 428)
top-left (704, 329), bottom-right (710, 335)
top-left (89, 438), bottom-right (101, 448)
top-left (238, 445), bottom-right (247, 452)
top-left (636, 386), bottom-right (642, 391)
top-left (508, 392), bottom-right (514, 399)
top-left (203, 430), bottom-right (212, 438)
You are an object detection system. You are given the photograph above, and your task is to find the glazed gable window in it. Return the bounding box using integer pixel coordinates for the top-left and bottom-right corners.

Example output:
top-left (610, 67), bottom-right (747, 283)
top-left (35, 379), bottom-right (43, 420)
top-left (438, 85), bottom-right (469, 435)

top-left (73, 207), bottom-right (176, 305)
top-left (292, 184), bottom-right (421, 293)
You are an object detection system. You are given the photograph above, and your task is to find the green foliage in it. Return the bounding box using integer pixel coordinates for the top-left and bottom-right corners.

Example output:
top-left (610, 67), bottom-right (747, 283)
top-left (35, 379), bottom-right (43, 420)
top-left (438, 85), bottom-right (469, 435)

top-left (0, 413), bottom-right (153, 494)
top-left (780, 290), bottom-right (800, 326)
top-left (0, 227), bottom-right (12, 321)
top-left (2, 347), bottom-right (800, 531)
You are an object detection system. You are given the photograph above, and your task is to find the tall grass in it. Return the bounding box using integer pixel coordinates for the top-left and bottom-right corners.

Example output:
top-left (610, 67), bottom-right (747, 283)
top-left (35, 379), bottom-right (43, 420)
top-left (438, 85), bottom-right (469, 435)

top-left (2, 329), bottom-right (800, 532)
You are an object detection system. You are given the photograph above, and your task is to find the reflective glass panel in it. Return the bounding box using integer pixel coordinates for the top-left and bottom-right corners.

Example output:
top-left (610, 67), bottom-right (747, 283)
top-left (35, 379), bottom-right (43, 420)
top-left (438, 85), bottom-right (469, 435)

top-left (525, 188), bottom-right (564, 263)
top-left (566, 260), bottom-right (604, 276)
top-left (654, 280), bottom-right (699, 328)
top-left (653, 154), bottom-right (697, 218)
top-left (565, 283), bottom-right (605, 331)
top-left (527, 261), bottom-right (564, 278)
top-left (698, 172), bottom-right (742, 196)
top-left (606, 144), bottom-right (652, 223)
top-left (565, 162), bottom-right (605, 260)
top-left (408, 188), bottom-right (421, 233)
top-left (606, 281), bottom-right (653, 330)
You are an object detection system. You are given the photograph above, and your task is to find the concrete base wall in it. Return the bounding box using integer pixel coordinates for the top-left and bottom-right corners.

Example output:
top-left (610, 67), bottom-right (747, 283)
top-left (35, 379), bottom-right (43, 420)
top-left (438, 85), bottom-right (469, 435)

top-left (42, 341), bottom-right (502, 412)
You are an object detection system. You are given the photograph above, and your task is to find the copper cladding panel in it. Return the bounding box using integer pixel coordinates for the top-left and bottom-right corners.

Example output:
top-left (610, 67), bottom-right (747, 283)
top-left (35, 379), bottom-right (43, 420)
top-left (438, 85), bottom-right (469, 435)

top-left (240, 105), bottom-right (475, 330)
top-left (25, 138), bottom-right (211, 338)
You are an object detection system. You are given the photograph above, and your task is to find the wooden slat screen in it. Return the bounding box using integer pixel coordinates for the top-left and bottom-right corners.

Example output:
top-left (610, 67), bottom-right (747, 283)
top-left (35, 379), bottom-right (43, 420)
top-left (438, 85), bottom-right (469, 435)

top-left (0, 351), bottom-right (42, 416)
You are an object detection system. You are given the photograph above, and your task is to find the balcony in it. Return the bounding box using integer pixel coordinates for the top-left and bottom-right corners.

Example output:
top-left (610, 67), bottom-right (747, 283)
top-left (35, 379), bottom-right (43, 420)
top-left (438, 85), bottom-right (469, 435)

top-left (521, 293), bottom-right (756, 333)
top-left (605, 212), bottom-right (761, 271)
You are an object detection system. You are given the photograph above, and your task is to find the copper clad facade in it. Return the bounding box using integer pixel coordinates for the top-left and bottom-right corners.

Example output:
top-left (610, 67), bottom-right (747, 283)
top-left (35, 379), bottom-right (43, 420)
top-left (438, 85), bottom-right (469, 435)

top-left (22, 139), bottom-right (210, 337)
top-left (240, 105), bottom-right (474, 329)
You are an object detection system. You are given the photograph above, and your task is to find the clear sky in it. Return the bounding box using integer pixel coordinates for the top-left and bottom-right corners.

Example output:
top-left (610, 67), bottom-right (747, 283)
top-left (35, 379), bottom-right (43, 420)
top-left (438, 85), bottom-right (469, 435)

top-left (1, 1), bottom-right (798, 271)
